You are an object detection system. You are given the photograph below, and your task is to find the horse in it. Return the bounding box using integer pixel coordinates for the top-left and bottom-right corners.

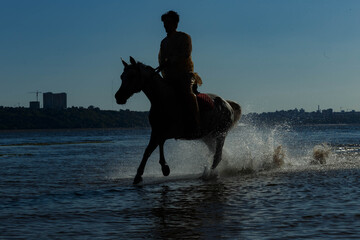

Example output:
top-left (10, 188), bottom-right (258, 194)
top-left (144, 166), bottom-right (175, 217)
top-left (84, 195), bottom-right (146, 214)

top-left (115, 57), bottom-right (241, 184)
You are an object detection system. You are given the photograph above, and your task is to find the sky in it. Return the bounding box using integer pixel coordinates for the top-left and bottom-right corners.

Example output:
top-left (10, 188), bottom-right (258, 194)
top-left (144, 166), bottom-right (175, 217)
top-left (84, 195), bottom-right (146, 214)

top-left (1, 0), bottom-right (360, 113)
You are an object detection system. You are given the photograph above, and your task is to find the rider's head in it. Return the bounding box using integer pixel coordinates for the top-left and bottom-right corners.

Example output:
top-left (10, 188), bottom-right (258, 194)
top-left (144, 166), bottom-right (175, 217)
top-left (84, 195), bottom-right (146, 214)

top-left (161, 10), bottom-right (179, 35)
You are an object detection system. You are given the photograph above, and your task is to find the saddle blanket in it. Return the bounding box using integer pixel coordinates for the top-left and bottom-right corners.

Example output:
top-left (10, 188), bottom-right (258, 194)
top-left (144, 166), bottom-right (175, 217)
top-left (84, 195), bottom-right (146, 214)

top-left (196, 93), bottom-right (214, 111)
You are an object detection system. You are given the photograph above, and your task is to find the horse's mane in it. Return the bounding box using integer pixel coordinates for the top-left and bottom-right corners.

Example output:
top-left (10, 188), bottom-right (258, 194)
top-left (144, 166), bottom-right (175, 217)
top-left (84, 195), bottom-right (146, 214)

top-left (136, 61), bottom-right (169, 84)
top-left (133, 61), bottom-right (176, 98)
top-left (135, 62), bottom-right (162, 79)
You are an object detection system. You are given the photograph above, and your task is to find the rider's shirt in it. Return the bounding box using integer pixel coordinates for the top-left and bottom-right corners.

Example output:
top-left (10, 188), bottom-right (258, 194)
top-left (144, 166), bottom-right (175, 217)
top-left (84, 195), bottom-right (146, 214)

top-left (158, 31), bottom-right (194, 80)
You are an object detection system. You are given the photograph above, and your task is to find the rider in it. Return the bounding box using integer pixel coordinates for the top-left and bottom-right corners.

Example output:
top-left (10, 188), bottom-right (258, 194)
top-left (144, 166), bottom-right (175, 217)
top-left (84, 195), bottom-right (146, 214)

top-left (158, 10), bottom-right (202, 135)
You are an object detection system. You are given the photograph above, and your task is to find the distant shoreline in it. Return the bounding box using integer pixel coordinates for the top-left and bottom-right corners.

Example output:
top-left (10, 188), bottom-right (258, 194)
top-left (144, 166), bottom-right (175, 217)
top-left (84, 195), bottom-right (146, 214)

top-left (0, 107), bottom-right (150, 130)
top-left (242, 108), bottom-right (360, 126)
top-left (3, 123), bottom-right (360, 133)
top-left (0, 127), bottom-right (151, 133)
top-left (2, 107), bottom-right (360, 130)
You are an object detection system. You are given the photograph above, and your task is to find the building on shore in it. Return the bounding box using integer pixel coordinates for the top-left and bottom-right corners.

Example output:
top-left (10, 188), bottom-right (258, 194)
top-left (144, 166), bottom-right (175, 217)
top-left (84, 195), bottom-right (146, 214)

top-left (29, 101), bottom-right (40, 109)
top-left (43, 92), bottom-right (67, 109)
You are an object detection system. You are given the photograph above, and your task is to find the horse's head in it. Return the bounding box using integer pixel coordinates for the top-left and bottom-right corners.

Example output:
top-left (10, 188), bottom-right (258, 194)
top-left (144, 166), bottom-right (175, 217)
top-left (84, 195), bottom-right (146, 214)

top-left (115, 57), bottom-right (145, 104)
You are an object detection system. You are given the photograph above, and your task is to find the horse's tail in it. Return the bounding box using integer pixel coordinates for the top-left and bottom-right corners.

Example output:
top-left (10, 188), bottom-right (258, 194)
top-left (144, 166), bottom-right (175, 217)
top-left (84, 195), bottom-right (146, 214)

top-left (227, 100), bottom-right (242, 125)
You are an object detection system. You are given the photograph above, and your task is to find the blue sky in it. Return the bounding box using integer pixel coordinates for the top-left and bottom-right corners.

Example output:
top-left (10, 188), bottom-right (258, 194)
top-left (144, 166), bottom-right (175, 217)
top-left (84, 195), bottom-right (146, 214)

top-left (1, 0), bottom-right (360, 113)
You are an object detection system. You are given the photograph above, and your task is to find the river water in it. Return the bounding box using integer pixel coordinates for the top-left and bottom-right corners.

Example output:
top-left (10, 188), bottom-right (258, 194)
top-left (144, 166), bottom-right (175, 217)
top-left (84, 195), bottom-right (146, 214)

top-left (1, 124), bottom-right (360, 239)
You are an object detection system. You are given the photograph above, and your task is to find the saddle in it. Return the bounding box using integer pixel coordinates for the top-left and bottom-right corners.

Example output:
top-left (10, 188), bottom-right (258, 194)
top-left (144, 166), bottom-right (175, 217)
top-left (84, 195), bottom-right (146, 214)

top-left (196, 93), bottom-right (214, 112)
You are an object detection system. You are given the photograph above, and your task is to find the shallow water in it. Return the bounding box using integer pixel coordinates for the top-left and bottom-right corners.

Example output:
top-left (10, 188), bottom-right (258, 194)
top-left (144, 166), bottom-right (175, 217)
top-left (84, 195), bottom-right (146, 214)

top-left (1, 125), bottom-right (360, 239)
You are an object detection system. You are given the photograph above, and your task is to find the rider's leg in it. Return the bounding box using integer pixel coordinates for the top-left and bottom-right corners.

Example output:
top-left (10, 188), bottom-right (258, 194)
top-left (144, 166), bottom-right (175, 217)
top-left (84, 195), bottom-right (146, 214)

top-left (183, 88), bottom-right (200, 135)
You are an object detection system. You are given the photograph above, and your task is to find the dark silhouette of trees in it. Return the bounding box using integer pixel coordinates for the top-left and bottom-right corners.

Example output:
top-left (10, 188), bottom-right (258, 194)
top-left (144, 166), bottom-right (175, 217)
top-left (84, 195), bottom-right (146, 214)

top-left (2, 106), bottom-right (360, 130)
top-left (242, 108), bottom-right (360, 126)
top-left (0, 107), bottom-right (149, 130)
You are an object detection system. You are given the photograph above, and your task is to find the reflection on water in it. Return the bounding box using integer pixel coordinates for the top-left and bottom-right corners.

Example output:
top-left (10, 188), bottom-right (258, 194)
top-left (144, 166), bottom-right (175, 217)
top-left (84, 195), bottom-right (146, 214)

top-left (114, 167), bottom-right (360, 239)
top-left (150, 182), bottom-right (227, 239)
top-left (137, 168), bottom-right (360, 239)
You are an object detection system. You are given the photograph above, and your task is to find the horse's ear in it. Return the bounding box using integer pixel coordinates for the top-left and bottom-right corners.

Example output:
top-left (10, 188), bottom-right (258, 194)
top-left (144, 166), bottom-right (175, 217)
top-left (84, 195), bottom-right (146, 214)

top-left (121, 58), bottom-right (128, 68)
top-left (129, 56), bottom-right (136, 65)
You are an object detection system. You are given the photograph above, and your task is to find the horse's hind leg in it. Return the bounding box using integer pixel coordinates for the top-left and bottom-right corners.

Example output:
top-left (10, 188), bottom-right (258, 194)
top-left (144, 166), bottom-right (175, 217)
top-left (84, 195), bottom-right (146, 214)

top-left (211, 135), bottom-right (226, 170)
top-left (159, 140), bottom-right (170, 176)
top-left (203, 137), bottom-right (216, 154)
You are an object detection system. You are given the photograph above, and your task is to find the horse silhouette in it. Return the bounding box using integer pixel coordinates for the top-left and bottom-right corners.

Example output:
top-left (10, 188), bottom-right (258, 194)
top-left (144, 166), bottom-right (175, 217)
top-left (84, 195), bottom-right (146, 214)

top-left (115, 57), bottom-right (241, 184)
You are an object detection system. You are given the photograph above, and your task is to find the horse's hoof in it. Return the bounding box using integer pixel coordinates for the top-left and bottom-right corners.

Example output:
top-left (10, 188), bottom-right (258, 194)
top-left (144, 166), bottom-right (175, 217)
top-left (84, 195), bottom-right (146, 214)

top-left (201, 167), bottom-right (218, 181)
top-left (133, 175), bottom-right (143, 184)
top-left (162, 164), bottom-right (170, 176)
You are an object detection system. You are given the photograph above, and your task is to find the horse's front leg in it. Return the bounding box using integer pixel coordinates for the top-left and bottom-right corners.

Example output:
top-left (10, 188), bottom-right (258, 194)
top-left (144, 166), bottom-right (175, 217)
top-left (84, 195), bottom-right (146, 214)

top-left (159, 140), bottom-right (170, 176)
top-left (134, 134), bottom-right (159, 184)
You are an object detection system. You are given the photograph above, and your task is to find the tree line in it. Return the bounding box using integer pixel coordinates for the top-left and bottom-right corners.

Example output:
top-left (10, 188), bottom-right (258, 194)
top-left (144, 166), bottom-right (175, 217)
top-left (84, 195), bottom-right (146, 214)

top-left (0, 107), bottom-right (150, 130)
top-left (3, 106), bottom-right (359, 130)
top-left (242, 108), bottom-right (360, 126)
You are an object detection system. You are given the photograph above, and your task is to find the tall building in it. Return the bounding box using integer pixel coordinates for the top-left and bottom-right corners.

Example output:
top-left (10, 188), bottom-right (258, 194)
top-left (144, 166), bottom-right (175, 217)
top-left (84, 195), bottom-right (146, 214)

top-left (43, 92), bottom-right (67, 109)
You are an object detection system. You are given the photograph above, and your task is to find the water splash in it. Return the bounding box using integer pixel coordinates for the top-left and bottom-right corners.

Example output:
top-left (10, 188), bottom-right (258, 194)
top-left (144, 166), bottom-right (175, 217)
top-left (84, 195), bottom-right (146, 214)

top-left (273, 145), bottom-right (286, 167)
top-left (212, 123), bottom-right (290, 176)
top-left (109, 123), bottom-right (360, 181)
top-left (141, 123), bottom-right (303, 179)
top-left (311, 143), bottom-right (331, 164)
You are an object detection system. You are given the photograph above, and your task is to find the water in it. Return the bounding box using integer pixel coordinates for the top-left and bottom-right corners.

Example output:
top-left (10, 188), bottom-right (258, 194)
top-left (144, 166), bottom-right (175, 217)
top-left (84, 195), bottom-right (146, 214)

top-left (1, 125), bottom-right (360, 239)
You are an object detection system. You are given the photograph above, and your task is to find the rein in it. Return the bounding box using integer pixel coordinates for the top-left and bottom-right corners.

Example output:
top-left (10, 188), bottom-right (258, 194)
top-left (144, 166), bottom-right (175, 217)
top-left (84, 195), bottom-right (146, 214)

top-left (154, 66), bottom-right (161, 73)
